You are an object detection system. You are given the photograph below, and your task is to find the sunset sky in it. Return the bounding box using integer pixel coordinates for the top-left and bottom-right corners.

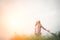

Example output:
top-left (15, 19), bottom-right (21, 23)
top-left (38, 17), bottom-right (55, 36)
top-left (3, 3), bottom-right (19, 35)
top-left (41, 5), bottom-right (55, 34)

top-left (0, 0), bottom-right (60, 38)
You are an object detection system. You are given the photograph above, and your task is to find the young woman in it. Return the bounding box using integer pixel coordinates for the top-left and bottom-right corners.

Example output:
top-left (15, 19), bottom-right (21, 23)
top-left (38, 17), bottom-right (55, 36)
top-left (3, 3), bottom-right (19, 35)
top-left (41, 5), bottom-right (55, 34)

top-left (35, 20), bottom-right (50, 36)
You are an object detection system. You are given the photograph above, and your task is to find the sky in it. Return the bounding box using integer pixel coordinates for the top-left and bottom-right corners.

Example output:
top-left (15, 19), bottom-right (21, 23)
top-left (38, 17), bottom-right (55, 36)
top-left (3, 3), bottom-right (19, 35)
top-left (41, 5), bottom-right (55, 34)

top-left (0, 0), bottom-right (60, 38)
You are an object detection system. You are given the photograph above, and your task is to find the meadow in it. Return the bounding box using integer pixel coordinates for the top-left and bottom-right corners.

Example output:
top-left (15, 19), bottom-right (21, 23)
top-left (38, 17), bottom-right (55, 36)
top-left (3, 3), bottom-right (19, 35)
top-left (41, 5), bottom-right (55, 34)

top-left (11, 31), bottom-right (60, 40)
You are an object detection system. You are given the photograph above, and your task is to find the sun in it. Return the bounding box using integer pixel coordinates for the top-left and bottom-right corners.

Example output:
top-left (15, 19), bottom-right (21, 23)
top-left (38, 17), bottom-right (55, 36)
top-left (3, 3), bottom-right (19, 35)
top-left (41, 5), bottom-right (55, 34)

top-left (10, 19), bottom-right (17, 26)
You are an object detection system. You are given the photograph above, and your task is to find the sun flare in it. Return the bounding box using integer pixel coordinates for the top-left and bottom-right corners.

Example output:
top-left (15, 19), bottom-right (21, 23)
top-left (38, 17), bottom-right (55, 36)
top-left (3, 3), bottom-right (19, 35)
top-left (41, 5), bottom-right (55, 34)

top-left (10, 19), bottom-right (17, 26)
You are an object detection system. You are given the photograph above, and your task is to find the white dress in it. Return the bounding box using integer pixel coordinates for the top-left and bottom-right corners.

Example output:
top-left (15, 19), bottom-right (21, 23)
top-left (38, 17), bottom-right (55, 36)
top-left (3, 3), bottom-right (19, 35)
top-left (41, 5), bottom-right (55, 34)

top-left (35, 25), bottom-right (41, 34)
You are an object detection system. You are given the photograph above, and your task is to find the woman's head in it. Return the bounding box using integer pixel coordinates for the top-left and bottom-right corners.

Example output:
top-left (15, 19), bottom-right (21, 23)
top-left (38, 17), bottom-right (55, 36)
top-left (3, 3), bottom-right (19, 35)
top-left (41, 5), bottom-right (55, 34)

top-left (35, 20), bottom-right (41, 26)
top-left (36, 20), bottom-right (40, 23)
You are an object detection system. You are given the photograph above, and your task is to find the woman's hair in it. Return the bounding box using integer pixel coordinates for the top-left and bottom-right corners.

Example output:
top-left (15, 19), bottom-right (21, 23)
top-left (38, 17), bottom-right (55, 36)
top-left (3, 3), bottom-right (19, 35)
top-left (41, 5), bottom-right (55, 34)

top-left (35, 20), bottom-right (40, 26)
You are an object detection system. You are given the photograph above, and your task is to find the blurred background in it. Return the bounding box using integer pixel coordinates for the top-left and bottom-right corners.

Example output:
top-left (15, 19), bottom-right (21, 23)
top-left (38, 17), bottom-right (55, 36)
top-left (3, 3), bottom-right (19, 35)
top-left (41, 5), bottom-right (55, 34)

top-left (0, 0), bottom-right (60, 39)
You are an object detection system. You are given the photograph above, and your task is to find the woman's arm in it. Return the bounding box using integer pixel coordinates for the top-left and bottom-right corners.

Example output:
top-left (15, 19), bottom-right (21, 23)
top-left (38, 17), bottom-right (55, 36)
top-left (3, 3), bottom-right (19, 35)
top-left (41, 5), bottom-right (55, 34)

top-left (41, 25), bottom-right (50, 32)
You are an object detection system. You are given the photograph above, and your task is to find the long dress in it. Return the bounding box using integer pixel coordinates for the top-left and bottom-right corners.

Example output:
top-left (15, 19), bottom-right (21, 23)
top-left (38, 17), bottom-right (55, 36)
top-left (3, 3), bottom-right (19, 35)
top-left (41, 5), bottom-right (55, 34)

top-left (35, 25), bottom-right (41, 35)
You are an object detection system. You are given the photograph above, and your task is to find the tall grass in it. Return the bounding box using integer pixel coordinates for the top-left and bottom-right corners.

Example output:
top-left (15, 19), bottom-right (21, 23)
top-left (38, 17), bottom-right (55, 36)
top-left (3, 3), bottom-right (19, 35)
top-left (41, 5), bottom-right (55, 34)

top-left (11, 31), bottom-right (60, 40)
top-left (27, 31), bottom-right (60, 40)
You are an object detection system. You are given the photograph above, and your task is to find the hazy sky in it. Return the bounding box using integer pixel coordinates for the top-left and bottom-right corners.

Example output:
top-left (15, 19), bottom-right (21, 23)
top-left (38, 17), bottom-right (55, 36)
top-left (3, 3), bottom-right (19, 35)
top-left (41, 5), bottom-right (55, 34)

top-left (0, 0), bottom-right (60, 37)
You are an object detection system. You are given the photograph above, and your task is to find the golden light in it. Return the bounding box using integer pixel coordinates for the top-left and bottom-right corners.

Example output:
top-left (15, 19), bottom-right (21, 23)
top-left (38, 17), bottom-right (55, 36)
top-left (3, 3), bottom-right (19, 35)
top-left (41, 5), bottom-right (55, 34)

top-left (10, 19), bottom-right (17, 26)
top-left (6, 15), bottom-right (35, 36)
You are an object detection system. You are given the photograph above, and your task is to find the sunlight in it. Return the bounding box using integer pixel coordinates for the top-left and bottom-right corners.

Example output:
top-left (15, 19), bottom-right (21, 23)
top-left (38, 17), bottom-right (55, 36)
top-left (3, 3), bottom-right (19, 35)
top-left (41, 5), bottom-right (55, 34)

top-left (10, 19), bottom-right (17, 26)
top-left (7, 15), bottom-right (34, 35)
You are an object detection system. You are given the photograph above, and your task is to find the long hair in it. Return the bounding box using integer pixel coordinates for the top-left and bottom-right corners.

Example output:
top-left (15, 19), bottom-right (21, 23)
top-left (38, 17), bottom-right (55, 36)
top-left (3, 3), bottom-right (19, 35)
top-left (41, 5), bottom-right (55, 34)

top-left (35, 20), bottom-right (40, 26)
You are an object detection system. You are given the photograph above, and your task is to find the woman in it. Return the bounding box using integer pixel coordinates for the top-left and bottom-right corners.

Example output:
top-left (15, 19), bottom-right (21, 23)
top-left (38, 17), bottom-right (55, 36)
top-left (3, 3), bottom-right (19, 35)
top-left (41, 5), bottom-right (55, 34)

top-left (35, 20), bottom-right (50, 36)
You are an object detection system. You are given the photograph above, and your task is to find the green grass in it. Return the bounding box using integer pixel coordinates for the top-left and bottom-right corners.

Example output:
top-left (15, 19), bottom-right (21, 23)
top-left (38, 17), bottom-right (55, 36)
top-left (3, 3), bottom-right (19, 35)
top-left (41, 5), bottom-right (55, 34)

top-left (26, 31), bottom-right (60, 40)
top-left (11, 31), bottom-right (60, 40)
